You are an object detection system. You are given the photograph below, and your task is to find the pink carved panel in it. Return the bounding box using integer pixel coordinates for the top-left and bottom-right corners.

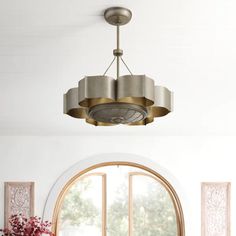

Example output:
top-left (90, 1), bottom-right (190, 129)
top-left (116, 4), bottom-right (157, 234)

top-left (201, 182), bottom-right (230, 236)
top-left (4, 182), bottom-right (34, 227)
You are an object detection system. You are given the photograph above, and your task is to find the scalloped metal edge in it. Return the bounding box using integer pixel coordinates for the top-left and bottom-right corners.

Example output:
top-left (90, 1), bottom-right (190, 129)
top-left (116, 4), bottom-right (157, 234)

top-left (64, 78), bottom-right (173, 124)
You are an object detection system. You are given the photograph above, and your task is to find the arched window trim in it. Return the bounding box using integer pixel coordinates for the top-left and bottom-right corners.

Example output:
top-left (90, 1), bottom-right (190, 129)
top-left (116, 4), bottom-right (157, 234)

top-left (43, 154), bottom-right (185, 236)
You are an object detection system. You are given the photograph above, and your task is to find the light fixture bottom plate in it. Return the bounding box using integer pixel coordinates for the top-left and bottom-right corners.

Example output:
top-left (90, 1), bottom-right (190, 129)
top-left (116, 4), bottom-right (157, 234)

top-left (88, 103), bottom-right (147, 124)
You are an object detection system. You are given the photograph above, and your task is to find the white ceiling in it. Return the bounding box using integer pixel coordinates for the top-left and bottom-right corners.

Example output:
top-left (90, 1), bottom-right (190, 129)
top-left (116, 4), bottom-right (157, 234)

top-left (0, 0), bottom-right (236, 136)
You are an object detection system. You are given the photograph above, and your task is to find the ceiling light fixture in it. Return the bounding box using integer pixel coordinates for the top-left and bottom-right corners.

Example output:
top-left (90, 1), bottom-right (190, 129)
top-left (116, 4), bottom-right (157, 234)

top-left (64, 7), bottom-right (173, 126)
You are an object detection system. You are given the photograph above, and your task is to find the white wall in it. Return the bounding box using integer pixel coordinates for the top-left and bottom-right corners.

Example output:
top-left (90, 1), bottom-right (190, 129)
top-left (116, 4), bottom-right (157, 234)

top-left (0, 135), bottom-right (235, 236)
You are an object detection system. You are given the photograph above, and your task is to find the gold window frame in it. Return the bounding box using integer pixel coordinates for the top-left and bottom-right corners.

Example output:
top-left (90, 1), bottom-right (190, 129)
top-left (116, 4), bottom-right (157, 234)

top-left (52, 162), bottom-right (185, 236)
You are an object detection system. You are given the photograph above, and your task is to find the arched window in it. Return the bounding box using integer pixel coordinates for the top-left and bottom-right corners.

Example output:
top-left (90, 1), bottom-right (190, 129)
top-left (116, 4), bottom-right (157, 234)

top-left (52, 162), bottom-right (185, 236)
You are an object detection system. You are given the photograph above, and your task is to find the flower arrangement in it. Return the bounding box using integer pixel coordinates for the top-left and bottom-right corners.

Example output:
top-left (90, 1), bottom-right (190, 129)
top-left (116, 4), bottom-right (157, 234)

top-left (0, 214), bottom-right (54, 236)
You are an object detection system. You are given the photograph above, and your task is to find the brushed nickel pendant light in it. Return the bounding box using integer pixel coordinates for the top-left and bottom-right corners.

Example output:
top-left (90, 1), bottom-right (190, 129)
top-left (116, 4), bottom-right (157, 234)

top-left (64, 7), bottom-right (173, 126)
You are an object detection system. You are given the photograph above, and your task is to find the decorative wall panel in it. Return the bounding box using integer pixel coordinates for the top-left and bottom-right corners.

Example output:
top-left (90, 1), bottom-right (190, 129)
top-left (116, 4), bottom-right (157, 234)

top-left (4, 182), bottom-right (34, 227)
top-left (201, 182), bottom-right (230, 236)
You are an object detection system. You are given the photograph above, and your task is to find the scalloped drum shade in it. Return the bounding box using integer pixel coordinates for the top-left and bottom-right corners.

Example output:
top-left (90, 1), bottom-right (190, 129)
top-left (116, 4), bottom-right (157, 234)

top-left (64, 75), bottom-right (173, 126)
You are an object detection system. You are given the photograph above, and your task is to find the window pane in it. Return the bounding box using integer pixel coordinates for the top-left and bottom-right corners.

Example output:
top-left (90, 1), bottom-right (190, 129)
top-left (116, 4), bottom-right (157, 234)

top-left (58, 175), bottom-right (103, 236)
top-left (132, 175), bottom-right (177, 236)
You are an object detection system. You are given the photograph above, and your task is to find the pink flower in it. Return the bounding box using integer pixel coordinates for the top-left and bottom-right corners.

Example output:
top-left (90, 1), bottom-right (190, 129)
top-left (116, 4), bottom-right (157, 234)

top-left (0, 214), bottom-right (54, 236)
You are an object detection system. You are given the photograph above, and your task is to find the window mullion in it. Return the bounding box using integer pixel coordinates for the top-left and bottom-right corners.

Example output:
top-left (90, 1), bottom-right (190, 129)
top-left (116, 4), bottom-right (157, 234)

top-left (102, 174), bottom-right (107, 236)
top-left (128, 174), bottom-right (133, 236)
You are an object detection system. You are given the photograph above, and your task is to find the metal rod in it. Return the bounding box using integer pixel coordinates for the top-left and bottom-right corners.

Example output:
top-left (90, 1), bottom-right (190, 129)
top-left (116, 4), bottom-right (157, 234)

top-left (116, 25), bottom-right (120, 79)
top-left (103, 24), bottom-right (133, 78)
top-left (117, 25), bottom-right (120, 50)
top-left (120, 57), bottom-right (133, 76)
top-left (103, 56), bottom-right (116, 76)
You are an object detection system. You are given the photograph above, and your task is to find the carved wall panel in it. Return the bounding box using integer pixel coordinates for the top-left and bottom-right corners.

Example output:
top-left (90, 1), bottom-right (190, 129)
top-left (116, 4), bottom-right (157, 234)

top-left (4, 182), bottom-right (34, 227)
top-left (201, 182), bottom-right (230, 236)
